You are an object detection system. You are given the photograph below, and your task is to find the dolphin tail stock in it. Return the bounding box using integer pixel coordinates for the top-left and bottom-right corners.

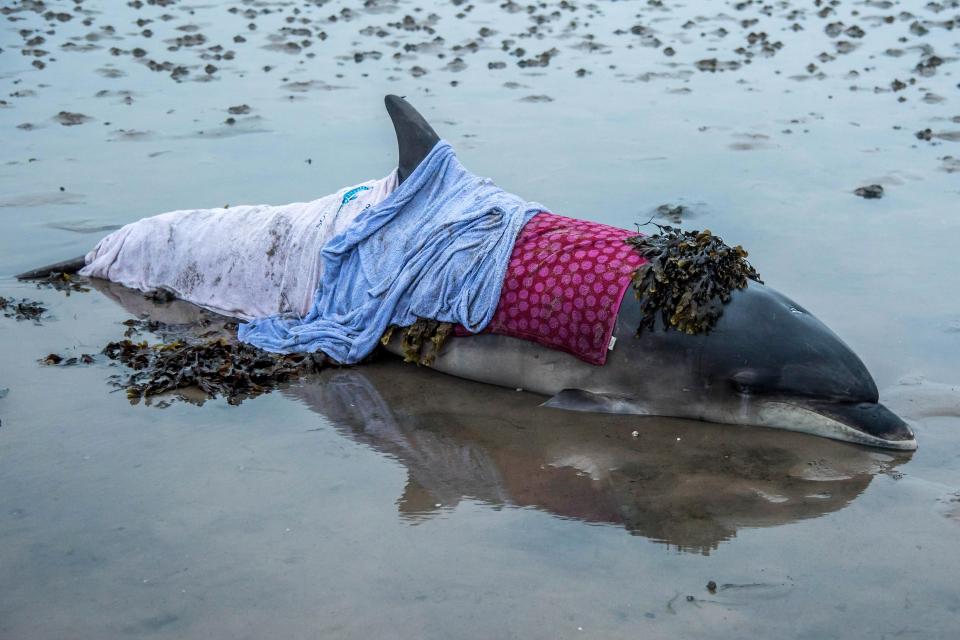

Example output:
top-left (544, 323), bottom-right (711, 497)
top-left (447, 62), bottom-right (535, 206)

top-left (16, 255), bottom-right (87, 280)
top-left (384, 94), bottom-right (441, 184)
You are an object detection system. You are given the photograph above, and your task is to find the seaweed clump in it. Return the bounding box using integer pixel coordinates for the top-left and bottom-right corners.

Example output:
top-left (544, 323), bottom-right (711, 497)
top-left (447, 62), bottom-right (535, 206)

top-left (626, 225), bottom-right (762, 335)
top-left (35, 313), bottom-right (334, 406)
top-left (34, 272), bottom-right (90, 295)
top-left (103, 338), bottom-right (327, 404)
top-left (381, 318), bottom-right (453, 366)
top-left (103, 326), bottom-right (330, 405)
top-left (40, 353), bottom-right (95, 366)
top-left (1, 296), bottom-right (47, 322)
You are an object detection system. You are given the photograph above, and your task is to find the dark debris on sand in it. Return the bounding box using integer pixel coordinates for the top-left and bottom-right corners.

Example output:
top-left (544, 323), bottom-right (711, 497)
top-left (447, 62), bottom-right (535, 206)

top-left (143, 288), bottom-right (177, 303)
top-left (103, 334), bottom-right (330, 405)
top-left (1, 296), bottom-right (47, 323)
top-left (854, 184), bottom-right (884, 199)
top-left (54, 111), bottom-right (93, 126)
top-left (381, 318), bottom-right (453, 366)
top-left (33, 272), bottom-right (90, 295)
top-left (40, 352), bottom-right (96, 366)
top-left (98, 317), bottom-right (333, 405)
top-left (3, 0), bottom-right (956, 152)
top-left (35, 303), bottom-right (337, 406)
top-left (654, 204), bottom-right (688, 224)
top-left (626, 225), bottom-right (762, 335)
top-left (33, 280), bottom-right (453, 405)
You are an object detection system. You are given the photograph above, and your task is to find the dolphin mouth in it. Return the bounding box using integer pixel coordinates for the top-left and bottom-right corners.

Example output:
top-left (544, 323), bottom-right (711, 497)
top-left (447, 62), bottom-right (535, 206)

top-left (757, 399), bottom-right (917, 451)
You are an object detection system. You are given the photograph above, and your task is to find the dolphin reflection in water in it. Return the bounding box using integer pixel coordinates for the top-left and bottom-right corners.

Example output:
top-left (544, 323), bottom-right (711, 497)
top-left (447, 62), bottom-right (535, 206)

top-left (287, 363), bottom-right (909, 554)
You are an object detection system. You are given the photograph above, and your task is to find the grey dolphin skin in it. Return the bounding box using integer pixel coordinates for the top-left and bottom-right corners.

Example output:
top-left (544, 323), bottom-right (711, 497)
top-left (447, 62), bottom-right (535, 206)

top-left (19, 95), bottom-right (917, 450)
top-left (384, 94), bottom-right (441, 184)
top-left (377, 96), bottom-right (917, 451)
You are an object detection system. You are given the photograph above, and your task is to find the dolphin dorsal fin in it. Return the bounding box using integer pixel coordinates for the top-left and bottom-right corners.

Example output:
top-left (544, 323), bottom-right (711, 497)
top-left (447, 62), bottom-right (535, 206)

top-left (385, 95), bottom-right (440, 184)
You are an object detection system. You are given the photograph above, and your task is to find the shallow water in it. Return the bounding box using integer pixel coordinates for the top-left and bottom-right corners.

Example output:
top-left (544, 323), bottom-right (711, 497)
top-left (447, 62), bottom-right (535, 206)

top-left (1, 0), bottom-right (959, 637)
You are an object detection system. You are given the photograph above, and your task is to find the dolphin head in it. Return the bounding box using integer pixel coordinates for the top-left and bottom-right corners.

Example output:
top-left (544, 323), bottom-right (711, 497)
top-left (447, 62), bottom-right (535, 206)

top-left (603, 283), bottom-right (917, 450)
top-left (699, 284), bottom-right (916, 449)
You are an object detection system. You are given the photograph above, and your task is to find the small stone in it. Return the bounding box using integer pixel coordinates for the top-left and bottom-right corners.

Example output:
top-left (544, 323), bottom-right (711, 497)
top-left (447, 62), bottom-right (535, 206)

top-left (854, 184), bottom-right (884, 199)
top-left (54, 111), bottom-right (92, 126)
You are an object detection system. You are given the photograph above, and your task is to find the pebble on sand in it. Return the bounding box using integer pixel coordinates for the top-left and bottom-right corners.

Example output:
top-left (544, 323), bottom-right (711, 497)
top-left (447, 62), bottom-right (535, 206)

top-left (854, 184), bottom-right (884, 199)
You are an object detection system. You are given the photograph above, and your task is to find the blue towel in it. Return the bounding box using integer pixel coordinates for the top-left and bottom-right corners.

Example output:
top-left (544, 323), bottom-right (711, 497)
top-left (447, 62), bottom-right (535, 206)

top-left (238, 140), bottom-right (544, 362)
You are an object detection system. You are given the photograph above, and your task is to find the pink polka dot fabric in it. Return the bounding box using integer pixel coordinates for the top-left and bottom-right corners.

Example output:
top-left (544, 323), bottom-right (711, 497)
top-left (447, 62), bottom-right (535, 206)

top-left (457, 212), bottom-right (646, 366)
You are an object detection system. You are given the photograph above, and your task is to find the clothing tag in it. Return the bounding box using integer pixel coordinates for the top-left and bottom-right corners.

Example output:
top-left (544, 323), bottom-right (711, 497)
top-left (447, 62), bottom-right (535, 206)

top-left (608, 336), bottom-right (617, 351)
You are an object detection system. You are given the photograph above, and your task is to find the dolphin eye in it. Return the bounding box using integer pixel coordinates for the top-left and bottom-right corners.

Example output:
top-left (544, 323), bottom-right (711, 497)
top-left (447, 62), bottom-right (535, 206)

top-left (729, 373), bottom-right (778, 396)
top-left (732, 381), bottom-right (755, 396)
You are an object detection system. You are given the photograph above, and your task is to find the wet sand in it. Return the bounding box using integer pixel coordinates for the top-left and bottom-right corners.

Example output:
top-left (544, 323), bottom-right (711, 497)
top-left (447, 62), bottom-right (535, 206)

top-left (2, 0), bottom-right (960, 638)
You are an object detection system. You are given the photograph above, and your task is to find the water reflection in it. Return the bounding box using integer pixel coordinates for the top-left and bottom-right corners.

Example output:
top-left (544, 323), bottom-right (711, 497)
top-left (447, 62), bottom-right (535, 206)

top-left (90, 278), bottom-right (229, 327)
top-left (289, 364), bottom-right (909, 554)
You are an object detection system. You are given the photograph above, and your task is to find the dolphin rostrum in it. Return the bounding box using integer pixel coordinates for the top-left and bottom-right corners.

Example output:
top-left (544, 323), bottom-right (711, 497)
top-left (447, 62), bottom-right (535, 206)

top-left (378, 96), bottom-right (917, 451)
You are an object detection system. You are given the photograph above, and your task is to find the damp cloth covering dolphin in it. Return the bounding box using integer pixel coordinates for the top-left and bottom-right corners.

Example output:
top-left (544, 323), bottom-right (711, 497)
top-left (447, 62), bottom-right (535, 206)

top-left (79, 172), bottom-right (398, 320)
top-left (454, 212), bottom-right (647, 365)
top-left (238, 140), bottom-right (545, 363)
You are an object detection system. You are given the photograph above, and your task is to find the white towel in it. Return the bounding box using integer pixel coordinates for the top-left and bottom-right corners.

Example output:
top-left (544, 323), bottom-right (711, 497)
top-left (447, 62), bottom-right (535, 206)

top-left (80, 171), bottom-right (398, 320)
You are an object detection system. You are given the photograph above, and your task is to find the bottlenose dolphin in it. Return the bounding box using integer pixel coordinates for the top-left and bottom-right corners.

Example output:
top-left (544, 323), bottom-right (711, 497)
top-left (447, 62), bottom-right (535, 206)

top-left (376, 96), bottom-right (917, 451)
top-left (20, 95), bottom-right (917, 450)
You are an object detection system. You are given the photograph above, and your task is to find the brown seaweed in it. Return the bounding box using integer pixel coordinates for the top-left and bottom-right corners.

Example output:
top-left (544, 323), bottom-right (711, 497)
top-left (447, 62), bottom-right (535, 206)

top-left (381, 318), bottom-right (453, 366)
top-left (854, 184), bottom-right (884, 199)
top-left (626, 225), bottom-right (762, 335)
top-left (1, 296), bottom-right (47, 322)
top-left (34, 272), bottom-right (90, 295)
top-left (37, 311), bottom-right (337, 406)
top-left (102, 336), bottom-right (330, 405)
top-left (40, 353), bottom-right (95, 366)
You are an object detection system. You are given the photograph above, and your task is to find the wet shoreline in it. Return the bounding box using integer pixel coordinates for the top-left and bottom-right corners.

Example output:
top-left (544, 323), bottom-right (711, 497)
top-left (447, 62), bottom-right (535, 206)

top-left (2, 0), bottom-right (959, 637)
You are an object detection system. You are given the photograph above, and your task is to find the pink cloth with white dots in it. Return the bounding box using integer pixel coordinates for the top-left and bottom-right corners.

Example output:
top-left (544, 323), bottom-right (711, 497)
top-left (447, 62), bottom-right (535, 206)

top-left (457, 212), bottom-right (646, 365)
